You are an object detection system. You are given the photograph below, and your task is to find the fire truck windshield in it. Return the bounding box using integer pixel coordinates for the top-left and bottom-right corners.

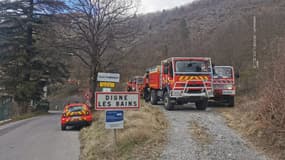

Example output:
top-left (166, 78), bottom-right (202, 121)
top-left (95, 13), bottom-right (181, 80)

top-left (175, 60), bottom-right (211, 73)
top-left (214, 67), bottom-right (232, 78)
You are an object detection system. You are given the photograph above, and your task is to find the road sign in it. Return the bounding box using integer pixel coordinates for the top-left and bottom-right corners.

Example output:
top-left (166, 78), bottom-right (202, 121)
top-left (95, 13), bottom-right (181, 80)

top-left (105, 110), bottom-right (124, 129)
top-left (99, 82), bottom-right (115, 88)
top-left (97, 72), bottom-right (120, 83)
top-left (95, 92), bottom-right (140, 110)
top-left (102, 88), bottom-right (112, 92)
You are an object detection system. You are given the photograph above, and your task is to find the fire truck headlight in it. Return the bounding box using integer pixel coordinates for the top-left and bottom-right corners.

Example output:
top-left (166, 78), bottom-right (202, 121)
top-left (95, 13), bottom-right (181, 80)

top-left (224, 84), bottom-right (233, 90)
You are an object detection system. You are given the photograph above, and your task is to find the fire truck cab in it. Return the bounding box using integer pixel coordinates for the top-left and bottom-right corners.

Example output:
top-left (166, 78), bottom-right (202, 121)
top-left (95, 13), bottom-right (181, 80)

top-left (126, 79), bottom-right (133, 91)
top-left (134, 76), bottom-right (144, 95)
top-left (144, 57), bottom-right (214, 110)
top-left (213, 66), bottom-right (236, 106)
top-left (127, 76), bottom-right (144, 95)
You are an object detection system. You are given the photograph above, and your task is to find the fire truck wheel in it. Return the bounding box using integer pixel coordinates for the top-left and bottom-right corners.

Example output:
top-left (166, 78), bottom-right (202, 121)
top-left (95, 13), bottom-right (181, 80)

top-left (164, 92), bottom-right (174, 110)
top-left (150, 90), bottom-right (158, 105)
top-left (195, 99), bottom-right (208, 110)
top-left (144, 89), bottom-right (151, 102)
top-left (144, 94), bottom-right (150, 102)
top-left (227, 96), bottom-right (235, 107)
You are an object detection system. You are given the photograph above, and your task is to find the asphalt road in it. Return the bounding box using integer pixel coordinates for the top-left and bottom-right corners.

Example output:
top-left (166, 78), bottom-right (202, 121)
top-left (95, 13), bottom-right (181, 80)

top-left (0, 113), bottom-right (80, 160)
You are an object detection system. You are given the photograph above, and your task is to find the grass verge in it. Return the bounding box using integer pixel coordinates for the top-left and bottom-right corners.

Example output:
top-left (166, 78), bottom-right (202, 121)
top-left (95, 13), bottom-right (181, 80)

top-left (79, 101), bottom-right (168, 160)
top-left (12, 112), bottom-right (48, 121)
top-left (0, 112), bottom-right (48, 126)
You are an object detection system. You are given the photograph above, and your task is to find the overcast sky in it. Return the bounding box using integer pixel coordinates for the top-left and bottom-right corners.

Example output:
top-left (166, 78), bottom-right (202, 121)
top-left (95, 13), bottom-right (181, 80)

top-left (139, 0), bottom-right (195, 13)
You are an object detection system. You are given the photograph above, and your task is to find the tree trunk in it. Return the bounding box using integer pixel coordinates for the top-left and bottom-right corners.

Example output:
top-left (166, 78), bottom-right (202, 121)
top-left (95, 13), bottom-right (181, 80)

top-left (19, 102), bottom-right (29, 114)
top-left (89, 64), bottom-right (98, 110)
top-left (27, 0), bottom-right (33, 53)
top-left (89, 65), bottom-right (95, 110)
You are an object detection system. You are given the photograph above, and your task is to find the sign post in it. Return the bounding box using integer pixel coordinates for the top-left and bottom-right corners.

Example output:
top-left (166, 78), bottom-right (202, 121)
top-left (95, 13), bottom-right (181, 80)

top-left (105, 110), bottom-right (124, 149)
top-left (97, 72), bottom-right (119, 95)
top-left (114, 129), bottom-right (117, 148)
top-left (95, 92), bottom-right (140, 150)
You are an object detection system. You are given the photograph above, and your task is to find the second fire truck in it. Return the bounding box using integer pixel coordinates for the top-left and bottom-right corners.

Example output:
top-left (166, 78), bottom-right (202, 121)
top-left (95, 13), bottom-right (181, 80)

top-left (143, 57), bottom-right (214, 110)
top-left (212, 66), bottom-right (237, 106)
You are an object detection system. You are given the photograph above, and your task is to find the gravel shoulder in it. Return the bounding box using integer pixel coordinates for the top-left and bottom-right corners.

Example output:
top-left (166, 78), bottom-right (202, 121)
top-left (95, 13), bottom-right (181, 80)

top-left (159, 104), bottom-right (269, 160)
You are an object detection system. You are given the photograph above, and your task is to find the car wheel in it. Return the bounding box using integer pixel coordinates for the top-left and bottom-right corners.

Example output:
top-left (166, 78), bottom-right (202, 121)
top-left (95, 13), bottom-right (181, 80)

top-left (144, 88), bottom-right (151, 102)
top-left (61, 125), bottom-right (66, 131)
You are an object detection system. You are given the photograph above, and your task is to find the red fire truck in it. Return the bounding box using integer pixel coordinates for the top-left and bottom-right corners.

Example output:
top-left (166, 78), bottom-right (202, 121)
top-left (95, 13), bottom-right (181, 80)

top-left (143, 57), bottom-right (214, 110)
top-left (127, 76), bottom-right (144, 95)
top-left (212, 66), bottom-right (237, 106)
top-left (126, 79), bottom-right (134, 91)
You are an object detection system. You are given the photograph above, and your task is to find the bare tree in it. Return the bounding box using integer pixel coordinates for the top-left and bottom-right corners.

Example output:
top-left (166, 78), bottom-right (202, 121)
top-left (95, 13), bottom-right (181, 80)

top-left (59, 0), bottom-right (139, 108)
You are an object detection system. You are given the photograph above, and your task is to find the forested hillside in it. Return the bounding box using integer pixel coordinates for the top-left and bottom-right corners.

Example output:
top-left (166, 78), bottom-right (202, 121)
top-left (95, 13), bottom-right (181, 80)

top-left (119, 0), bottom-right (285, 88)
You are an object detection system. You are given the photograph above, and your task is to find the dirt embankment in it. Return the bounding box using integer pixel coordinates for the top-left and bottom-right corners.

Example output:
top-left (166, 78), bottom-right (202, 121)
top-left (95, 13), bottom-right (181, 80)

top-left (218, 96), bottom-right (285, 160)
top-left (79, 101), bottom-right (168, 160)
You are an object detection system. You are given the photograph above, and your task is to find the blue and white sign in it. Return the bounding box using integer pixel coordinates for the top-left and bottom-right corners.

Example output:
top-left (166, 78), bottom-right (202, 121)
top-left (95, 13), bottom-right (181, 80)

top-left (105, 110), bottom-right (124, 129)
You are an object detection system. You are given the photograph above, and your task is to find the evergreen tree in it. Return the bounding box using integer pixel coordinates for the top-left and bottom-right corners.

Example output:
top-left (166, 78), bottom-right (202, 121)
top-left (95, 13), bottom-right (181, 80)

top-left (0, 0), bottom-right (68, 112)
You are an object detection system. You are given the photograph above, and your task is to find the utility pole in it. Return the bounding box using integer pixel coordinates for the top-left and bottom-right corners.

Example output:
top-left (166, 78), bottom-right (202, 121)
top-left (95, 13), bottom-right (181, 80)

top-left (253, 15), bottom-right (258, 69)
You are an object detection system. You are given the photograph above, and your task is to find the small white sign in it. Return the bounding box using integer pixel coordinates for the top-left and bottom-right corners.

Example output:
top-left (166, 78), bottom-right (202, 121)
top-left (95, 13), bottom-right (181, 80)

top-left (102, 88), bottom-right (112, 92)
top-left (222, 90), bottom-right (235, 95)
top-left (105, 121), bottom-right (124, 129)
top-left (95, 92), bottom-right (140, 110)
top-left (97, 72), bottom-right (120, 83)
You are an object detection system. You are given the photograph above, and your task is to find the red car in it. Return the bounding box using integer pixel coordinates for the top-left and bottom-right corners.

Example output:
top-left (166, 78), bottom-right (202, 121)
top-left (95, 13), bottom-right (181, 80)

top-left (61, 103), bottom-right (92, 130)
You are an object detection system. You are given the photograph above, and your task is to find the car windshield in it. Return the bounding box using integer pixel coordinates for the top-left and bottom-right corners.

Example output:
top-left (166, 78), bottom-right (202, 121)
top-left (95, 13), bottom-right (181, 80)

top-left (214, 67), bottom-right (233, 78)
top-left (175, 60), bottom-right (211, 73)
top-left (68, 106), bottom-right (84, 112)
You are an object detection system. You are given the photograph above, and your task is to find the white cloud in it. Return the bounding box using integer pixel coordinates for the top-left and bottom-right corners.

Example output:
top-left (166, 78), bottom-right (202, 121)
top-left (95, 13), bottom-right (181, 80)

top-left (139, 0), bottom-right (194, 13)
